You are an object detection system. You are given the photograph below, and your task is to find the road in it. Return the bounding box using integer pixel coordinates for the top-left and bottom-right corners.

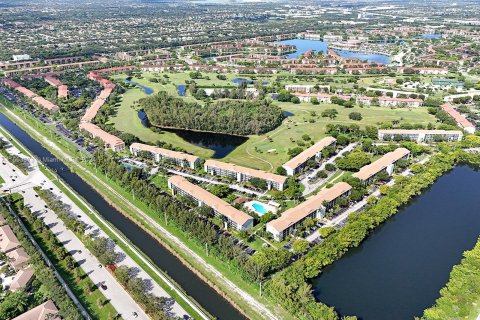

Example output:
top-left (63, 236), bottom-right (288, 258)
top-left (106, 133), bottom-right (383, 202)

top-left (301, 143), bottom-right (359, 196)
top-left (0, 132), bottom-right (190, 319)
top-left (3, 106), bottom-right (279, 320)
top-left (167, 168), bottom-right (268, 197)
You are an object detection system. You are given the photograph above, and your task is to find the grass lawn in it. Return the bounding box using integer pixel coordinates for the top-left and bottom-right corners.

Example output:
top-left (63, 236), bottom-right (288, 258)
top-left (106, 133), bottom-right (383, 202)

top-left (108, 72), bottom-right (437, 172)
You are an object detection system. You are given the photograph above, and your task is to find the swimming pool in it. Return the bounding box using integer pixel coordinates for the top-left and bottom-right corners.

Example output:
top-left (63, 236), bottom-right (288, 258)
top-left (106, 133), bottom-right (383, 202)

top-left (252, 202), bottom-right (268, 215)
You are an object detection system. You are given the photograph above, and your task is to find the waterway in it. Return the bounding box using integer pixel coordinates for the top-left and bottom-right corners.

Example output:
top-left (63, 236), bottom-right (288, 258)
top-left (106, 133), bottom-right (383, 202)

top-left (276, 39), bottom-right (391, 64)
top-left (313, 165), bottom-right (480, 320)
top-left (0, 112), bottom-right (245, 320)
top-left (124, 79), bottom-right (154, 95)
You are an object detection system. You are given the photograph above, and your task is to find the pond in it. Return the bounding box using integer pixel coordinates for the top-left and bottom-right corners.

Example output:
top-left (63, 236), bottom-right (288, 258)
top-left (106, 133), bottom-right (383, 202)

top-left (124, 79), bottom-right (154, 95)
top-left (137, 110), bottom-right (149, 127)
top-left (312, 165), bottom-right (480, 320)
top-left (422, 34), bottom-right (442, 39)
top-left (176, 84), bottom-right (186, 96)
top-left (276, 39), bottom-right (391, 64)
top-left (231, 78), bottom-right (269, 85)
top-left (163, 128), bottom-right (247, 159)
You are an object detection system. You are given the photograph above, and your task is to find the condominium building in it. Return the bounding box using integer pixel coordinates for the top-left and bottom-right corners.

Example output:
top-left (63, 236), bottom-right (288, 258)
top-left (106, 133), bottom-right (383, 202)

top-left (204, 159), bottom-right (287, 191)
top-left (79, 122), bottom-right (125, 152)
top-left (130, 142), bottom-right (200, 169)
top-left (282, 137), bottom-right (337, 176)
top-left (441, 103), bottom-right (476, 134)
top-left (378, 129), bottom-right (464, 143)
top-left (353, 148), bottom-right (410, 184)
top-left (168, 175), bottom-right (253, 230)
top-left (0, 225), bottom-right (21, 253)
top-left (266, 182), bottom-right (352, 241)
top-left (285, 84), bottom-right (330, 93)
top-left (2, 79), bottom-right (59, 112)
top-left (12, 300), bottom-right (59, 320)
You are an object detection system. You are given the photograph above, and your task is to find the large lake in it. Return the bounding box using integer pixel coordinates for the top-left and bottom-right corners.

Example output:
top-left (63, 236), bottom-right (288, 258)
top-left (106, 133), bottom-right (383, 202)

top-left (313, 165), bottom-right (480, 320)
top-left (276, 39), bottom-right (391, 64)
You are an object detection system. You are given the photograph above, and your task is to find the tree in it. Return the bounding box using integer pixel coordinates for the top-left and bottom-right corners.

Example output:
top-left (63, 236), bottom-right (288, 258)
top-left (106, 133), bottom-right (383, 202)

top-left (249, 177), bottom-right (268, 190)
top-left (210, 184), bottom-right (230, 198)
top-left (291, 96), bottom-right (300, 104)
top-left (292, 239), bottom-right (310, 255)
top-left (325, 163), bottom-right (336, 172)
top-left (349, 112), bottom-right (363, 121)
top-left (336, 152), bottom-right (371, 171)
top-left (319, 226), bottom-right (335, 238)
top-left (276, 166), bottom-right (287, 175)
top-left (311, 97), bottom-right (319, 105)
top-left (115, 266), bottom-right (132, 286)
top-left (321, 108), bottom-right (338, 119)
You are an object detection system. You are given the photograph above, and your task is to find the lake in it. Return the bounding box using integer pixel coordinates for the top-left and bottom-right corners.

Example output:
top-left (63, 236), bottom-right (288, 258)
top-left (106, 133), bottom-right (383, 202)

top-left (312, 165), bottom-right (480, 320)
top-left (124, 79), bottom-right (154, 95)
top-left (276, 39), bottom-right (391, 64)
top-left (164, 128), bottom-right (247, 158)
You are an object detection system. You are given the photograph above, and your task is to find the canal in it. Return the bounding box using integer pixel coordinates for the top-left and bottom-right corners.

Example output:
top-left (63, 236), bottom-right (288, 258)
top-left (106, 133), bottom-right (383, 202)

top-left (0, 112), bottom-right (245, 320)
top-left (313, 165), bottom-right (480, 320)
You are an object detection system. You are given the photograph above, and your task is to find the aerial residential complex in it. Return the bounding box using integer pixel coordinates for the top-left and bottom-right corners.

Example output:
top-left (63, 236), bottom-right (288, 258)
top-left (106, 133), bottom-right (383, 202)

top-left (282, 137), bottom-right (337, 175)
top-left (130, 142), bottom-right (200, 169)
top-left (0, 1), bottom-right (479, 320)
top-left (266, 182), bottom-right (352, 240)
top-left (378, 129), bottom-right (464, 143)
top-left (353, 148), bottom-right (411, 184)
top-left (204, 159), bottom-right (287, 190)
top-left (168, 175), bottom-right (254, 230)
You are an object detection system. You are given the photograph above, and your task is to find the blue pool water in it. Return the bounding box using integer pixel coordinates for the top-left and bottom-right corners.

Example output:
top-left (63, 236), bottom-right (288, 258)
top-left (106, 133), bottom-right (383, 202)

top-left (252, 203), bottom-right (268, 215)
top-left (276, 39), bottom-right (391, 64)
top-left (177, 84), bottom-right (186, 96)
top-left (124, 79), bottom-right (154, 95)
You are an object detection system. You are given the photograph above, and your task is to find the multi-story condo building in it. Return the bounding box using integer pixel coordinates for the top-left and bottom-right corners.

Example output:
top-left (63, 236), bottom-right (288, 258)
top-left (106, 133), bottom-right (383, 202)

top-left (378, 129), bottom-right (464, 143)
top-left (168, 175), bottom-right (253, 230)
top-left (441, 103), bottom-right (476, 134)
top-left (79, 122), bottom-right (125, 152)
top-left (353, 148), bottom-right (410, 184)
top-left (130, 143), bottom-right (200, 169)
top-left (282, 137), bottom-right (337, 176)
top-left (266, 182), bottom-right (352, 240)
top-left (204, 160), bottom-right (287, 191)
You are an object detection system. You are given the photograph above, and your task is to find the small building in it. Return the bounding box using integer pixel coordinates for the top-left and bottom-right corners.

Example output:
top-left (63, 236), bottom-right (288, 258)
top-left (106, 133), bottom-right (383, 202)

top-left (79, 122), bottom-right (125, 152)
top-left (266, 182), bottom-right (352, 241)
top-left (6, 247), bottom-right (30, 271)
top-left (12, 300), bottom-right (60, 320)
top-left (204, 159), bottom-right (287, 191)
top-left (9, 266), bottom-right (35, 292)
top-left (0, 225), bottom-right (21, 253)
top-left (378, 129), bottom-right (464, 143)
top-left (168, 175), bottom-right (253, 230)
top-left (353, 148), bottom-right (410, 184)
top-left (130, 142), bottom-right (200, 169)
top-left (282, 137), bottom-right (337, 176)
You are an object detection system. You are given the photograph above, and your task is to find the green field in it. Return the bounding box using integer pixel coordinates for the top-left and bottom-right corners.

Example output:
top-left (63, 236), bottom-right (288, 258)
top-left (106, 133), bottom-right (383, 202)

top-left (110, 72), bottom-right (437, 171)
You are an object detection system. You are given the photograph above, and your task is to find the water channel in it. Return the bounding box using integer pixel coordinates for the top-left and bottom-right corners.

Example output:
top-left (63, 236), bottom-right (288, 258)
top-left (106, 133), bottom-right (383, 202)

top-left (0, 112), bottom-right (245, 320)
top-left (313, 165), bottom-right (480, 320)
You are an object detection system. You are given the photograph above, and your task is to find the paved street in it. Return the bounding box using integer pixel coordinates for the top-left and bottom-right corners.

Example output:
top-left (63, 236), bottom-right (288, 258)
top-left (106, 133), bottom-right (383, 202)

top-left (301, 143), bottom-right (359, 196)
top-left (0, 132), bottom-right (189, 319)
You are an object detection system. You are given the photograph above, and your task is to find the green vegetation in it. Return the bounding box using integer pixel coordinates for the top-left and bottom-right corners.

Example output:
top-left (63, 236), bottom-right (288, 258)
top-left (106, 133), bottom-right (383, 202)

top-left (0, 200), bottom-right (84, 320)
top-left (141, 91), bottom-right (285, 135)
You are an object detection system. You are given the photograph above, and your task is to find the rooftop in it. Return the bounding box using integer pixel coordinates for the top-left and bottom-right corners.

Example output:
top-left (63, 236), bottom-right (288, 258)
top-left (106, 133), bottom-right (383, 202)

top-left (283, 137), bottom-right (336, 171)
top-left (353, 148), bottom-right (410, 181)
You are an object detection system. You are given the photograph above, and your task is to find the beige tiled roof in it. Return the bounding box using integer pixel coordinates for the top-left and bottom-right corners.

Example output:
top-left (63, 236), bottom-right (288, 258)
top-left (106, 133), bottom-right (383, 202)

top-left (12, 300), bottom-right (60, 320)
top-left (205, 159), bottom-right (287, 185)
top-left (378, 129), bottom-right (463, 136)
top-left (6, 247), bottom-right (29, 269)
top-left (79, 122), bottom-right (124, 147)
top-left (283, 137), bottom-right (336, 171)
top-left (10, 266), bottom-right (35, 291)
top-left (130, 143), bottom-right (199, 164)
top-left (442, 103), bottom-right (475, 129)
top-left (0, 225), bottom-right (20, 253)
top-left (267, 182), bottom-right (352, 233)
top-left (353, 148), bottom-right (410, 181)
top-left (168, 175), bottom-right (252, 226)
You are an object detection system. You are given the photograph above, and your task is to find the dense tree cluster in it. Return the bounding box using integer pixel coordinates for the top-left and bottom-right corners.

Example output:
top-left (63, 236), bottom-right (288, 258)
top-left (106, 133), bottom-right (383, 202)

top-left (140, 91), bottom-right (285, 135)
